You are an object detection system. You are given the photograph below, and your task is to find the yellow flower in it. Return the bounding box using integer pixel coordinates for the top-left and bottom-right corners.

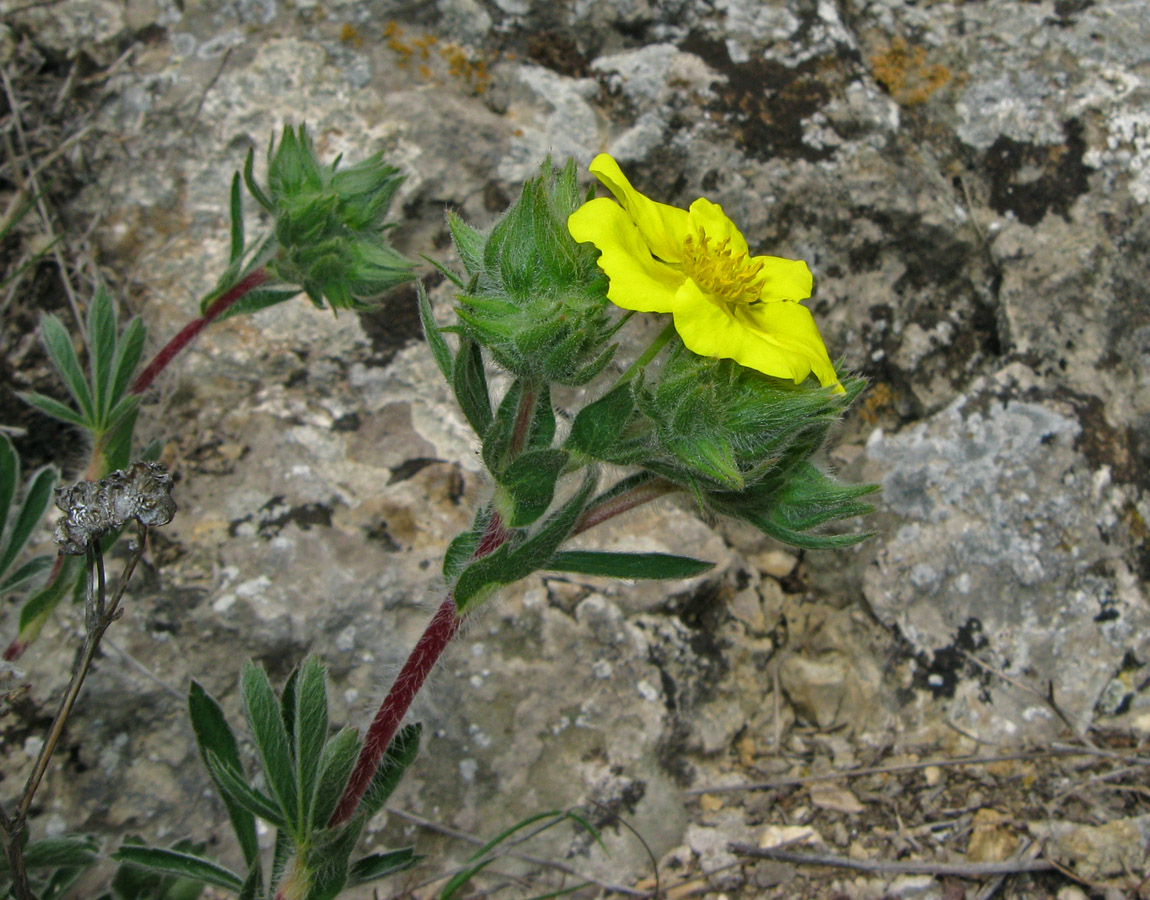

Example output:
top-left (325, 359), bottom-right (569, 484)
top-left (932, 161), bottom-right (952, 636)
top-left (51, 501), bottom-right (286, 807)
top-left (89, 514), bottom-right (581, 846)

top-left (568, 154), bottom-right (842, 392)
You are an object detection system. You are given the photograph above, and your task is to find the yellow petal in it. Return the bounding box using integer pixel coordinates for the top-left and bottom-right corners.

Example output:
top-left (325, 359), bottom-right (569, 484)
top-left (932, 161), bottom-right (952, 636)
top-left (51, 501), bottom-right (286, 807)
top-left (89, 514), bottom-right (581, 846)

top-left (672, 280), bottom-right (842, 391)
top-left (748, 255), bottom-right (813, 302)
top-left (588, 154), bottom-right (690, 264)
top-left (686, 199), bottom-right (750, 257)
top-left (568, 198), bottom-right (682, 312)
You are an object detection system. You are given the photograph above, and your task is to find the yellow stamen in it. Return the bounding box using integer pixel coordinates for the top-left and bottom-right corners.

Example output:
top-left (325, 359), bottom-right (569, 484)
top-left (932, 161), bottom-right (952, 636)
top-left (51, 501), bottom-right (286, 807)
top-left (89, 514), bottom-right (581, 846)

top-left (681, 230), bottom-right (765, 305)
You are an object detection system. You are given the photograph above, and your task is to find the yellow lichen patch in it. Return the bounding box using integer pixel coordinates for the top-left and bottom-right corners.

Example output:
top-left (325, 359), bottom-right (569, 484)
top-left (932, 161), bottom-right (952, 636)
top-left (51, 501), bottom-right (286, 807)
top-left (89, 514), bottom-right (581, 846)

top-left (858, 381), bottom-right (895, 425)
top-left (382, 21), bottom-right (493, 95)
top-left (870, 36), bottom-right (952, 106)
top-left (339, 23), bottom-right (362, 49)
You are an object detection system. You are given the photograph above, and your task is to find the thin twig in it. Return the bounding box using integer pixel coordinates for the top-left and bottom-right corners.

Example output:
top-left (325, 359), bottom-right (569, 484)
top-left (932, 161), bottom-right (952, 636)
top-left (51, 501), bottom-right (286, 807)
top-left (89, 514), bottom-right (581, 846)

top-left (959, 650), bottom-right (1098, 747)
top-left (730, 843), bottom-right (1055, 877)
top-left (686, 749), bottom-right (1088, 795)
top-left (182, 47), bottom-right (232, 134)
top-left (387, 807), bottom-right (653, 898)
top-left (103, 636), bottom-right (184, 699)
top-left (0, 65), bottom-right (84, 338)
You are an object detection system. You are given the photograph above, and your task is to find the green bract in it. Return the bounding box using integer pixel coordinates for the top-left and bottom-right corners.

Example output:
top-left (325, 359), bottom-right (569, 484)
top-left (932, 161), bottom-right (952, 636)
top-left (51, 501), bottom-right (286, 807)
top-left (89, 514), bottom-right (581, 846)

top-left (566, 342), bottom-right (877, 548)
top-left (226, 124), bottom-right (414, 316)
top-left (447, 159), bottom-right (619, 385)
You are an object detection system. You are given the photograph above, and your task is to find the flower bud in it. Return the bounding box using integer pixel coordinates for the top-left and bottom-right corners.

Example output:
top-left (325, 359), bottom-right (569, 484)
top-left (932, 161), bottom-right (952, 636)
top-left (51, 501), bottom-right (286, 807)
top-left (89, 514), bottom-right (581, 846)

top-left (450, 159), bottom-right (619, 385)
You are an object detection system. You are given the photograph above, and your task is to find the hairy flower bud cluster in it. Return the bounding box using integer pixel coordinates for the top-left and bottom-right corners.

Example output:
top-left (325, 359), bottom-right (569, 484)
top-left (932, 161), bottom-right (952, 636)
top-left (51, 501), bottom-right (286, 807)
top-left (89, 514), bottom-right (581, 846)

top-left (54, 462), bottom-right (176, 555)
top-left (449, 159), bottom-right (619, 385)
top-left (246, 125), bottom-right (414, 311)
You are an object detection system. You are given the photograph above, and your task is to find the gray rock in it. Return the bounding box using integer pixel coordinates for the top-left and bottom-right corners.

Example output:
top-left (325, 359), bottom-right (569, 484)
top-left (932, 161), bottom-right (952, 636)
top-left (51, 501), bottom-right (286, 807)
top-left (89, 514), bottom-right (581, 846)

top-left (864, 381), bottom-right (1149, 737)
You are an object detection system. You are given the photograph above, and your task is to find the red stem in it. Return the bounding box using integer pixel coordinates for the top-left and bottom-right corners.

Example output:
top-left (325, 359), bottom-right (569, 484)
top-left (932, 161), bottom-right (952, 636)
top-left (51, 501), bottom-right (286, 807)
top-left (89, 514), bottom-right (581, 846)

top-left (130, 267), bottom-right (271, 395)
top-left (329, 513), bottom-right (509, 826)
top-left (573, 477), bottom-right (677, 536)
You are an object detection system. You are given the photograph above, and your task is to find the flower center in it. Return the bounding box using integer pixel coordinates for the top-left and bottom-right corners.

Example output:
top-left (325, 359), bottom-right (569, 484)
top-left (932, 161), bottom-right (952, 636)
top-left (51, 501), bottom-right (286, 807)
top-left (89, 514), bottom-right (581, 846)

top-left (681, 229), bottom-right (765, 305)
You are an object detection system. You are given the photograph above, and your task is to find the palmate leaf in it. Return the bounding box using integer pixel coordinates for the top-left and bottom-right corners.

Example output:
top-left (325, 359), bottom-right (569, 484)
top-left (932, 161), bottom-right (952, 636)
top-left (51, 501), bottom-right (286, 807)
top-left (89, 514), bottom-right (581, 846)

top-left (0, 836), bottom-right (98, 873)
top-left (108, 317), bottom-right (146, 415)
top-left (111, 846), bottom-right (243, 893)
top-left (39, 313), bottom-right (94, 424)
top-left (0, 436), bottom-right (54, 585)
top-left (204, 750), bottom-right (287, 829)
top-left (0, 555), bottom-right (54, 594)
top-left (291, 656), bottom-right (330, 830)
top-left (240, 661), bottom-right (300, 838)
top-left (15, 390), bottom-right (88, 427)
top-left (109, 838), bottom-right (208, 900)
top-left (88, 285), bottom-right (118, 421)
top-left (311, 727), bottom-right (360, 830)
top-left (347, 848), bottom-right (420, 886)
top-left (188, 681), bottom-right (260, 865)
top-left (16, 554), bottom-right (82, 648)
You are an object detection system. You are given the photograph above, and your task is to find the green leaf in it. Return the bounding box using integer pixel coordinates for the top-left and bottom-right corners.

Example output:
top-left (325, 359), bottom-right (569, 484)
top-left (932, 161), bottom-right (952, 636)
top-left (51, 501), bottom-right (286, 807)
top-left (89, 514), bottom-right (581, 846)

top-left (566, 384), bottom-right (634, 458)
top-left (210, 284), bottom-right (301, 322)
top-left (0, 434), bottom-right (18, 540)
top-left (243, 147), bottom-right (274, 212)
top-left (268, 831), bottom-right (292, 898)
top-left (358, 723), bottom-right (421, 821)
top-left (454, 471), bottom-right (596, 613)
top-left (108, 317), bottom-right (146, 411)
top-left (311, 727), bottom-right (360, 830)
top-left (241, 661), bottom-right (300, 837)
top-left (0, 555), bottom-right (54, 594)
top-left (303, 829), bottom-right (357, 900)
top-left (111, 847), bottom-right (243, 893)
top-left (446, 210), bottom-right (486, 276)
top-left (442, 522), bottom-right (481, 582)
top-left (499, 449), bottom-right (568, 527)
top-left (0, 464), bottom-right (57, 580)
top-left (88, 286), bottom-right (118, 422)
top-left (109, 838), bottom-right (207, 900)
top-left (451, 338), bottom-right (492, 436)
top-left (16, 555), bottom-right (82, 648)
top-left (98, 400), bottom-right (139, 474)
top-left (347, 849), bottom-right (420, 886)
top-left (39, 313), bottom-right (94, 424)
top-left (188, 681), bottom-right (260, 865)
top-left (292, 656), bottom-right (329, 830)
top-left (15, 390), bottom-right (90, 427)
top-left (229, 172), bottom-right (245, 264)
top-left (0, 837), bottom-right (98, 872)
top-left (527, 383), bottom-right (555, 451)
top-left (547, 550), bottom-right (714, 580)
top-left (439, 811), bottom-right (573, 900)
top-left (418, 280), bottom-right (454, 381)
top-left (204, 750), bottom-right (288, 830)
top-left (237, 862), bottom-right (264, 900)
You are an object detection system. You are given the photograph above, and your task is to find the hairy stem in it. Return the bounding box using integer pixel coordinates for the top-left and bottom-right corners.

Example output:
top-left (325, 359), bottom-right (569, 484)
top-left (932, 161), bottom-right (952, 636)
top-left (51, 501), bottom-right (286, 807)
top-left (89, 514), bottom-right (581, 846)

top-left (329, 512), bottom-right (509, 826)
top-left (130, 267), bottom-right (270, 395)
top-left (573, 476), bottom-right (678, 536)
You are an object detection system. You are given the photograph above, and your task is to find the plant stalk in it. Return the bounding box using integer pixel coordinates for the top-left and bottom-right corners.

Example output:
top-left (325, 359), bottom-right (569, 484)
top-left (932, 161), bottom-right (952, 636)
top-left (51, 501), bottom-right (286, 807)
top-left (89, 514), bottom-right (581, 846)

top-left (17, 529), bottom-right (149, 820)
top-left (130, 266), bottom-right (270, 395)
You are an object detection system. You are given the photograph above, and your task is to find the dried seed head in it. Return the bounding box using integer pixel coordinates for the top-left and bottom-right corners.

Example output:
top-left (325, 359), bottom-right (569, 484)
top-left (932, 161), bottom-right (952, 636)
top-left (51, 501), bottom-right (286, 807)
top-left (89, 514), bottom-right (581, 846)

top-left (54, 462), bottom-right (176, 555)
